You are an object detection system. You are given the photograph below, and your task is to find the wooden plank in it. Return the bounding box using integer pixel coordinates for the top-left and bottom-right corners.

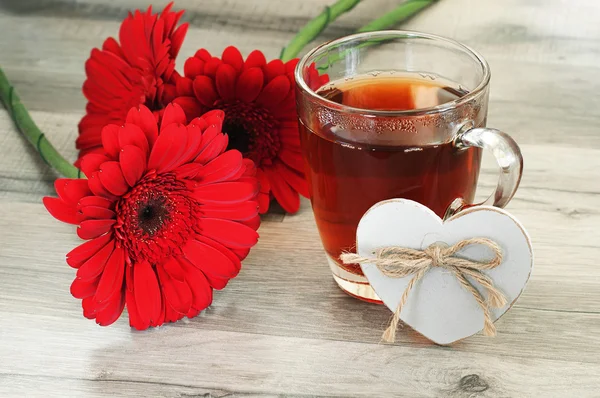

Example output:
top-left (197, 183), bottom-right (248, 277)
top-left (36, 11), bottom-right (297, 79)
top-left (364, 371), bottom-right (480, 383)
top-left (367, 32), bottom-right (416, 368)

top-left (2, 0), bottom-right (600, 148)
top-left (1, 314), bottom-right (600, 397)
top-left (1, 107), bottom-right (599, 198)
top-left (1, 0), bottom-right (600, 395)
top-left (1, 201), bottom-right (599, 367)
top-left (3, 0), bottom-right (600, 73)
top-left (0, 376), bottom-right (237, 398)
top-left (3, 63), bottom-right (599, 149)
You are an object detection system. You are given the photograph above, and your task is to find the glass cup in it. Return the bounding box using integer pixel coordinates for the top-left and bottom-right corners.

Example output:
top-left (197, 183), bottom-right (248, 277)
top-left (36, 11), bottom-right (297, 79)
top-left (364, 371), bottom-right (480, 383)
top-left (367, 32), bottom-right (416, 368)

top-left (294, 31), bottom-right (523, 302)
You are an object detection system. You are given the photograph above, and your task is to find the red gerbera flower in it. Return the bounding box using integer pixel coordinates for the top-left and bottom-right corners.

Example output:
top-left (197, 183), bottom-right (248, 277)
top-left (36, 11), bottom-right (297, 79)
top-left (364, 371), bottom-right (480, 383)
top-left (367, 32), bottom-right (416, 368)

top-left (76, 2), bottom-right (188, 161)
top-left (173, 46), bottom-right (310, 213)
top-left (45, 103), bottom-right (260, 329)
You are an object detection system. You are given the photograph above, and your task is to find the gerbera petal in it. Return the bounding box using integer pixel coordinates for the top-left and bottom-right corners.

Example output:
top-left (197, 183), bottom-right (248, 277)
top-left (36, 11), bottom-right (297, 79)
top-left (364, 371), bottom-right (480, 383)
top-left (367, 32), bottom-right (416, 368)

top-left (274, 161), bottom-right (309, 198)
top-left (198, 218), bottom-right (259, 249)
top-left (125, 105), bottom-right (159, 147)
top-left (255, 169), bottom-right (271, 213)
top-left (204, 57), bottom-right (222, 79)
top-left (280, 131), bottom-right (302, 149)
top-left (284, 58), bottom-right (300, 74)
top-left (184, 56), bottom-right (205, 78)
top-left (242, 158), bottom-right (257, 177)
top-left (212, 135), bottom-right (229, 158)
top-left (82, 296), bottom-right (98, 319)
top-left (200, 201), bottom-right (259, 221)
top-left (76, 124), bottom-right (103, 152)
top-left (236, 67), bottom-right (264, 102)
top-left (160, 102), bottom-right (187, 130)
top-left (77, 219), bottom-right (116, 240)
top-left (257, 192), bottom-right (270, 214)
top-left (264, 166), bottom-right (300, 213)
top-left (79, 205), bottom-right (115, 220)
top-left (199, 150), bottom-right (243, 184)
top-left (70, 276), bottom-right (99, 299)
top-left (215, 63), bottom-right (237, 101)
top-left (101, 125), bottom-right (121, 158)
top-left (120, 145), bottom-right (147, 186)
top-left (199, 109), bottom-right (225, 130)
top-left (193, 181), bottom-right (257, 204)
top-left (80, 154), bottom-right (110, 178)
top-left (194, 48), bottom-right (212, 61)
top-left (264, 59), bottom-right (285, 82)
top-left (172, 97), bottom-right (205, 122)
top-left (186, 307), bottom-right (201, 318)
top-left (173, 163), bottom-right (204, 179)
top-left (102, 37), bottom-right (124, 58)
top-left (133, 260), bottom-right (162, 326)
top-left (169, 23), bottom-right (188, 58)
top-left (164, 298), bottom-right (185, 323)
top-left (118, 124), bottom-right (149, 156)
top-left (161, 299), bottom-right (175, 323)
top-left (244, 50), bottom-right (267, 69)
top-left (193, 76), bottom-right (218, 107)
top-left (278, 148), bottom-right (305, 172)
top-left (222, 46), bottom-right (244, 71)
top-left (43, 197), bottom-right (78, 224)
top-left (177, 257), bottom-right (213, 309)
top-left (66, 233), bottom-right (113, 269)
top-left (228, 247), bottom-right (249, 262)
top-left (157, 265), bottom-right (192, 315)
top-left (176, 76), bottom-right (194, 96)
top-left (226, 161), bottom-right (250, 181)
top-left (161, 83), bottom-right (177, 105)
top-left (88, 172), bottom-right (116, 200)
top-left (177, 123), bottom-right (204, 165)
top-left (256, 75), bottom-right (291, 108)
top-left (195, 132), bottom-right (228, 165)
top-left (99, 161), bottom-right (129, 196)
top-left (195, 235), bottom-right (244, 272)
top-left (55, 179), bottom-right (91, 204)
top-left (256, 168), bottom-right (271, 194)
top-left (183, 239), bottom-right (239, 288)
top-left (79, 196), bottom-right (114, 209)
top-left (84, 50), bottom-right (133, 97)
top-left (126, 286), bottom-right (149, 330)
top-left (95, 246), bottom-right (126, 304)
top-left (95, 292), bottom-right (126, 326)
top-left (162, 257), bottom-right (186, 282)
top-left (240, 214), bottom-right (261, 231)
top-left (76, 240), bottom-right (115, 281)
top-left (147, 123), bottom-right (188, 173)
top-left (84, 52), bottom-right (138, 99)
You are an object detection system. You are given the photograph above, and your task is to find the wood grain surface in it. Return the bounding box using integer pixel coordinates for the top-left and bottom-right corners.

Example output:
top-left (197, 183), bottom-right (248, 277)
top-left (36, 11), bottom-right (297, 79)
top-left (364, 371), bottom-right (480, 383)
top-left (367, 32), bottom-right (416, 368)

top-left (1, 0), bottom-right (599, 397)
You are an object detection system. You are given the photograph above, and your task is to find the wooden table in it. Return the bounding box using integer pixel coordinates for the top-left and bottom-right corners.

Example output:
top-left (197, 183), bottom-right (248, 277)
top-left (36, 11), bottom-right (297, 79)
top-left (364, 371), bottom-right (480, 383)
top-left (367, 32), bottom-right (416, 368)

top-left (1, 0), bottom-right (599, 396)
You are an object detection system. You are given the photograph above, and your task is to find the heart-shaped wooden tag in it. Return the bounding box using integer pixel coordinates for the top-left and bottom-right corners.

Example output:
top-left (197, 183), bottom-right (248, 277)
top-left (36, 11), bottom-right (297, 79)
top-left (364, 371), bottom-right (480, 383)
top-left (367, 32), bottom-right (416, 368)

top-left (355, 199), bottom-right (533, 345)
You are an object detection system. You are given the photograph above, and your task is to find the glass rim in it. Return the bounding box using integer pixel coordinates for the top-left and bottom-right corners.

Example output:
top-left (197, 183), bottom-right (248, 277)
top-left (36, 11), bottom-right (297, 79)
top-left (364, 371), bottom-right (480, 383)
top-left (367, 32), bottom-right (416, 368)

top-left (294, 30), bottom-right (491, 117)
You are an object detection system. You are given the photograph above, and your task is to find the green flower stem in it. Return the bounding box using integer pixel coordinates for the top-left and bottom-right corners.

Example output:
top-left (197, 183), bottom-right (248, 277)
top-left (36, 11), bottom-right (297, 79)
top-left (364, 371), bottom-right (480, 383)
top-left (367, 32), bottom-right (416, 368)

top-left (280, 0), bottom-right (362, 62)
top-left (357, 0), bottom-right (438, 32)
top-left (0, 67), bottom-right (81, 179)
top-left (315, 0), bottom-right (439, 72)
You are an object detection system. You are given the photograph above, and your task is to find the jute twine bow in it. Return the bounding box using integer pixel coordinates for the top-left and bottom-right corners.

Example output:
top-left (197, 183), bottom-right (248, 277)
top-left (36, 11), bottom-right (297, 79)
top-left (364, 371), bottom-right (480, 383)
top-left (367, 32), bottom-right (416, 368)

top-left (340, 238), bottom-right (506, 343)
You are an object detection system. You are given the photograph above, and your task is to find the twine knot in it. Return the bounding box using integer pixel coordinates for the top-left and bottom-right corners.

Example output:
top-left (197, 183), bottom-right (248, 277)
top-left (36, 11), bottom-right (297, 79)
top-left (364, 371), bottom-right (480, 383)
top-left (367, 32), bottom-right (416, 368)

top-left (340, 238), bottom-right (506, 343)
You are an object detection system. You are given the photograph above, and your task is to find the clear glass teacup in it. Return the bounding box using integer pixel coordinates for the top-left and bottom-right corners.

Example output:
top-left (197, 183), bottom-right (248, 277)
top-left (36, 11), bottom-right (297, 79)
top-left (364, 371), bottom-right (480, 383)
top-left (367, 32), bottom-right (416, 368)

top-left (294, 31), bottom-right (523, 302)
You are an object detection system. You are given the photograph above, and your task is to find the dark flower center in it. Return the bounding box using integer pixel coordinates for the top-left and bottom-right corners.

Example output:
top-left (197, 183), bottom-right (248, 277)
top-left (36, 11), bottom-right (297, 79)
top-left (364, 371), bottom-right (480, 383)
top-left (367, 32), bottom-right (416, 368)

top-left (141, 78), bottom-right (170, 112)
top-left (144, 91), bottom-right (164, 112)
top-left (223, 119), bottom-right (251, 154)
top-left (137, 196), bottom-right (169, 236)
top-left (216, 100), bottom-right (280, 165)
top-left (114, 173), bottom-right (201, 264)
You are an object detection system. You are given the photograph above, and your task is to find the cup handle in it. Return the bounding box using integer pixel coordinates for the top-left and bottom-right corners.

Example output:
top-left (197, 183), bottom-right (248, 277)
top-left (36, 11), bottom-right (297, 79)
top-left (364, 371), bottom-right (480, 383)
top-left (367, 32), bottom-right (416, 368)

top-left (444, 125), bottom-right (524, 219)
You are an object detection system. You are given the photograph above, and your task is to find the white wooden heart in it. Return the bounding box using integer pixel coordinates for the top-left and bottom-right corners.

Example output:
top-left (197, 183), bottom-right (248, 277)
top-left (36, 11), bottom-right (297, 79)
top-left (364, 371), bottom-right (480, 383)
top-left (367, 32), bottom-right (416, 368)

top-left (356, 199), bottom-right (533, 345)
